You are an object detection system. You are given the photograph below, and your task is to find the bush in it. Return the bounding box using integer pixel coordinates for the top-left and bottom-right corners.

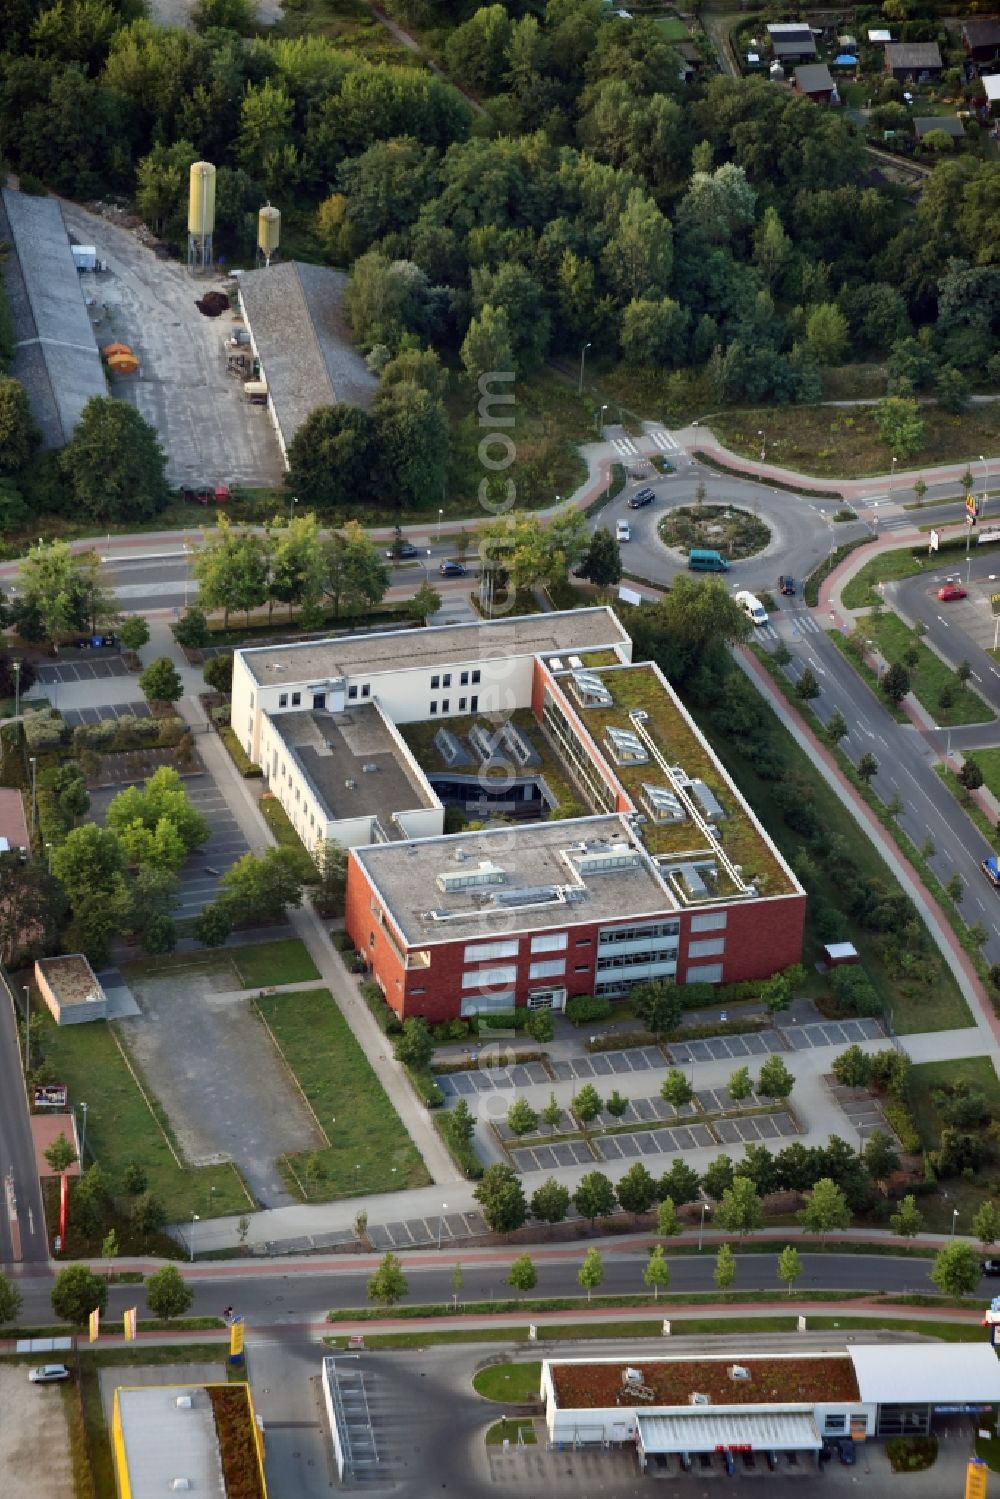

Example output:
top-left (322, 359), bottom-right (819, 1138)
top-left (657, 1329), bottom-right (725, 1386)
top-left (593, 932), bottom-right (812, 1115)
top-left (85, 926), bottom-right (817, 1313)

top-left (217, 724), bottom-right (262, 777)
top-left (173, 606), bottom-right (210, 648)
top-left (565, 995), bottom-right (613, 1025)
top-left (22, 708), bottom-right (68, 750)
top-left (435, 1111), bottom-right (483, 1178)
top-left (359, 980), bottom-right (402, 1035)
top-left (883, 1101), bottom-right (921, 1155)
top-left (885, 1436), bottom-right (937, 1473)
top-left (203, 654), bottom-right (234, 693)
top-left (830, 965), bottom-right (881, 1017)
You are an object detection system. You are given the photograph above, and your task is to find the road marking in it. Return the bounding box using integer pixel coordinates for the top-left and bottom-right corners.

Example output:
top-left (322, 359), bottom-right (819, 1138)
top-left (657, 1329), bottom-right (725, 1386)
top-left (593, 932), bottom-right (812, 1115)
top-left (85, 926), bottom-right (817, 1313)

top-left (648, 429), bottom-right (680, 453)
top-left (972, 671), bottom-right (983, 682)
top-left (611, 437), bottom-right (638, 456)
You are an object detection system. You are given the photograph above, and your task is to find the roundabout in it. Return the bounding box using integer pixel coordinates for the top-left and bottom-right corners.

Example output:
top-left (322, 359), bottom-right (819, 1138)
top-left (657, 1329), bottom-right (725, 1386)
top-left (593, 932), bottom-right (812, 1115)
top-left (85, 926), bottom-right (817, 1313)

top-left (656, 502), bottom-right (771, 562)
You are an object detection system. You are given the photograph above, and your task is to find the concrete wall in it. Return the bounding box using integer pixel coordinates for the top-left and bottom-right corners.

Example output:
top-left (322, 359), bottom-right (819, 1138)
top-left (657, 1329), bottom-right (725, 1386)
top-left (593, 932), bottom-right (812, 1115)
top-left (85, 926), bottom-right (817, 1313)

top-left (33, 959), bottom-right (107, 1026)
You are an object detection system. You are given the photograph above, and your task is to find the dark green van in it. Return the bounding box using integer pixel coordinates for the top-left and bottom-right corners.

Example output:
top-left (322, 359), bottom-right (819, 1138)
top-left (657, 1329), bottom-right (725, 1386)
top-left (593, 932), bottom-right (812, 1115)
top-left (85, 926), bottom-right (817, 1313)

top-left (688, 549), bottom-right (729, 572)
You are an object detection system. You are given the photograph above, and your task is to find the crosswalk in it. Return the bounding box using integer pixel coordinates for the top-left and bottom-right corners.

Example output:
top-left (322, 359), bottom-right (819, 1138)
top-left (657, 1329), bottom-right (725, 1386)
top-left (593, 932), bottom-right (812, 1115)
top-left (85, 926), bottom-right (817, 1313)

top-left (609, 435), bottom-right (639, 456)
top-left (647, 427), bottom-right (681, 454)
top-left (756, 614), bottom-right (824, 643)
top-left (605, 427), bottom-right (683, 458)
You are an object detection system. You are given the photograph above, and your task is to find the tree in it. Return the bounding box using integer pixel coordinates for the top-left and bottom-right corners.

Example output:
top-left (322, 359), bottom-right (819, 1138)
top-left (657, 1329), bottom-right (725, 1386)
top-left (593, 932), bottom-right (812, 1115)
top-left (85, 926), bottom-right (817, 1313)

top-left (44, 1132), bottom-right (78, 1175)
top-left (862, 1130), bottom-right (900, 1192)
top-left (577, 528), bottom-right (622, 588)
top-left (461, 303), bottom-right (515, 385)
top-left (506, 1098), bottom-right (539, 1136)
top-left (131, 1192), bottom-right (167, 1240)
top-left (877, 396), bottom-right (925, 459)
top-left (798, 1177), bottom-right (851, 1243)
top-left (776, 1244), bottom-right (802, 1295)
top-left (616, 1162), bottom-right (657, 1218)
top-left (573, 1083), bottom-right (603, 1124)
top-left (367, 1251), bottom-right (408, 1308)
top-left (825, 709), bottom-right (848, 745)
top-left (374, 381), bottom-right (449, 513)
top-left (174, 607), bottom-right (210, 649)
top-left (946, 872), bottom-right (964, 904)
top-left (728, 1066), bottom-right (752, 1102)
top-left (973, 1200), bottom-right (1000, 1247)
top-left (644, 1245), bottom-right (670, 1301)
top-left (194, 902), bottom-right (232, 947)
top-left (713, 1242), bottom-right (736, 1293)
top-left (858, 752), bottom-right (879, 784)
top-left (757, 1055), bottom-right (794, 1101)
top-left (395, 1017), bottom-right (434, 1069)
top-left (119, 616), bottom-right (150, 653)
top-left (832, 1045), bottom-right (872, 1089)
top-left (541, 1093), bottom-right (562, 1129)
top-left (794, 667), bottom-right (820, 701)
top-left (929, 1241), bottom-right (981, 1299)
top-left (629, 576), bottom-right (750, 687)
top-left (0, 1269), bottom-right (22, 1326)
top-left (108, 768), bottom-right (208, 858)
top-left (959, 757), bottom-right (984, 792)
top-left (606, 1089), bottom-right (628, 1119)
top-left (139, 656), bottom-right (183, 704)
top-left (61, 397), bottom-right (170, 522)
top-left (203, 655), bottom-right (234, 694)
top-left (312, 839), bottom-right (348, 919)
top-left (407, 583), bottom-right (442, 622)
top-left (122, 1162), bottom-right (147, 1195)
top-left (716, 1177), bottom-right (763, 1237)
top-left (191, 517), bottom-right (269, 628)
top-left (659, 1159), bottom-right (700, 1207)
top-left (882, 661), bottom-right (910, 706)
top-left (701, 1155), bottom-right (735, 1201)
top-left (661, 1069), bottom-right (694, 1108)
top-left (322, 522), bottom-right (391, 620)
top-left (0, 853), bottom-right (66, 967)
top-left (219, 847), bottom-right (307, 924)
top-left (805, 303), bottom-right (849, 366)
top-left (760, 972), bottom-right (793, 1014)
top-left (574, 1171), bottom-right (616, 1225)
top-left (531, 1177), bottom-right (570, 1224)
top-left (146, 1264), bottom-right (194, 1321)
top-left (51, 1264), bottom-right (107, 1325)
top-left (507, 1253), bottom-right (537, 1296)
top-left (632, 981), bottom-right (683, 1036)
top-left (268, 511), bottom-right (326, 622)
top-left (889, 1194), bottom-right (924, 1239)
top-left (450, 1097), bottom-right (475, 1147)
top-left (474, 1164), bottom-right (528, 1233)
top-left (578, 1247), bottom-right (604, 1302)
top-left (656, 1195), bottom-right (682, 1239)
top-left (0, 375), bottom-right (38, 474)
top-left (15, 540), bottom-right (117, 645)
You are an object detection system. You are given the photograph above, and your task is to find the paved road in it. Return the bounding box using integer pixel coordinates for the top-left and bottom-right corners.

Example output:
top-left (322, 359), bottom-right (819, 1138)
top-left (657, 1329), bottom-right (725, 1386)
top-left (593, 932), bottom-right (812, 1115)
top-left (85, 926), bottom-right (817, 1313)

top-left (0, 978), bottom-right (46, 1266)
top-left (891, 554), bottom-right (1000, 720)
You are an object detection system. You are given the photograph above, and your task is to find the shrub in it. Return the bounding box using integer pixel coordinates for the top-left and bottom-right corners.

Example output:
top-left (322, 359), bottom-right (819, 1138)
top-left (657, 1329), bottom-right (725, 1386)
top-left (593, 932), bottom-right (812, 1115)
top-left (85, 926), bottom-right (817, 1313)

top-left (565, 995), bottom-right (613, 1025)
top-left (830, 966), bottom-right (881, 1017)
top-left (203, 654), bottom-right (234, 693)
top-left (883, 1101), bottom-right (921, 1155)
top-left (22, 708), bottom-right (68, 750)
top-left (217, 724), bottom-right (262, 777)
top-left (435, 1111), bottom-right (483, 1178)
top-left (359, 980), bottom-right (402, 1034)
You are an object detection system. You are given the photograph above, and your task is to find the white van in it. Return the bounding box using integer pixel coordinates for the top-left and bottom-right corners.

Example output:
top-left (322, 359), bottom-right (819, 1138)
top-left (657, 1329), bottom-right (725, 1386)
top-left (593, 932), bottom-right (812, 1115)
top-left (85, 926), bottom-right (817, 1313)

top-left (735, 589), bottom-right (768, 626)
top-left (616, 520), bottom-right (631, 542)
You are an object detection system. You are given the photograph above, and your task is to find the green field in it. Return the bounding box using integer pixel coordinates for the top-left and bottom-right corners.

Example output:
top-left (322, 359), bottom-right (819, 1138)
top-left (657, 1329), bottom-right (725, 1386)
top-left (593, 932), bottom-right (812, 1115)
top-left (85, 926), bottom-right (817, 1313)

top-left (866, 610), bottom-right (991, 726)
top-left (966, 747), bottom-right (1000, 803)
top-left (653, 15), bottom-right (690, 40)
top-left (908, 1057), bottom-right (1000, 1149)
top-left (256, 988), bottom-right (430, 1198)
top-left (841, 552), bottom-right (930, 609)
top-left (486, 1419), bottom-right (537, 1444)
top-left (37, 1014), bottom-right (251, 1219)
top-left (122, 938), bottom-right (320, 990)
top-left (473, 1361), bottom-right (542, 1402)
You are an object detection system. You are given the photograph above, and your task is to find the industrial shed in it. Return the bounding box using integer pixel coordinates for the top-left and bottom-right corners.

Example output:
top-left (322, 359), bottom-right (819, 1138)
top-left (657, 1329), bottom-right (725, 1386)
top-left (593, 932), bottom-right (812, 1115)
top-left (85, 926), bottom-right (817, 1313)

top-left (0, 188), bottom-right (106, 447)
top-left (236, 261), bottom-right (377, 466)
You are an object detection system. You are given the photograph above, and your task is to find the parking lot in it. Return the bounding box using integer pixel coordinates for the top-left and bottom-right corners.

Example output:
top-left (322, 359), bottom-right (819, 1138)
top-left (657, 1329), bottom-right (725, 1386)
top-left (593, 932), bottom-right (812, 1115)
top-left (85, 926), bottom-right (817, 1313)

top-left (550, 1045), bottom-right (665, 1082)
top-left (783, 1018), bottom-right (884, 1050)
top-left (34, 656), bottom-right (130, 685)
top-left (367, 1209), bottom-right (487, 1250)
top-left (509, 1138), bottom-right (597, 1172)
top-left (62, 698), bottom-right (151, 727)
top-left (667, 1031), bottom-right (786, 1065)
top-left (714, 1110), bottom-right (799, 1145)
top-left (827, 1078), bottom-right (899, 1144)
top-left (437, 1061), bottom-right (549, 1097)
top-left (592, 1121), bottom-right (718, 1162)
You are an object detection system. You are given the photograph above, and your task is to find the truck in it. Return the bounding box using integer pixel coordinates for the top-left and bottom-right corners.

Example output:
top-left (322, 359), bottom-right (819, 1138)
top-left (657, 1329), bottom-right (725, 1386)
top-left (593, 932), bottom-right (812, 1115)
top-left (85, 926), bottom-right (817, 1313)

top-left (734, 589), bottom-right (769, 626)
top-left (982, 856), bottom-right (1000, 890)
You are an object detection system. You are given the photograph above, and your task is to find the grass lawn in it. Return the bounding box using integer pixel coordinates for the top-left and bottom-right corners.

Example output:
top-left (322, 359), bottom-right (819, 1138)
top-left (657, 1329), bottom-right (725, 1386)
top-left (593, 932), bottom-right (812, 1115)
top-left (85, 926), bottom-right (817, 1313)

top-left (840, 551), bottom-right (930, 609)
top-left (808, 1316), bottom-right (984, 1341)
top-left (486, 1419), bottom-right (537, 1445)
top-left (966, 747), bottom-right (1000, 803)
top-left (258, 792), bottom-right (316, 864)
top-left (473, 1362), bottom-right (542, 1402)
top-left (37, 1013), bottom-right (250, 1219)
top-left (232, 938), bottom-right (320, 988)
top-left (710, 402), bottom-right (1000, 480)
top-left (256, 988), bottom-right (430, 1199)
top-left (867, 610), bottom-right (991, 726)
top-left (908, 1058), bottom-right (1000, 1149)
top-left (653, 14), bottom-right (689, 40)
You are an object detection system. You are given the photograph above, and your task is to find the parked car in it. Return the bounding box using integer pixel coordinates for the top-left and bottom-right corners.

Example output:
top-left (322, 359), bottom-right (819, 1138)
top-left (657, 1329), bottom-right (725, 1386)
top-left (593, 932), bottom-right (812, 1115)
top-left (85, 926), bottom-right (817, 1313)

top-left (983, 1259), bottom-right (1000, 1275)
top-left (627, 487), bottom-right (655, 509)
top-left (29, 1365), bottom-right (70, 1383)
top-left (616, 520), bottom-right (631, 542)
top-left (937, 583), bottom-right (967, 601)
top-left (836, 1439), bottom-right (857, 1466)
top-left (386, 540), bottom-right (420, 560)
top-left (779, 575), bottom-right (796, 595)
top-left (439, 560), bottom-right (467, 577)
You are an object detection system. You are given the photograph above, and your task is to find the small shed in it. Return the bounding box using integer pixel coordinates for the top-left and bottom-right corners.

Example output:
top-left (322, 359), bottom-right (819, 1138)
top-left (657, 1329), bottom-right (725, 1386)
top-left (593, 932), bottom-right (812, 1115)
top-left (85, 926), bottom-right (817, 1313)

top-left (821, 941), bottom-right (859, 968)
top-left (884, 41), bottom-right (943, 80)
top-left (868, 28), bottom-right (892, 43)
top-left (70, 246), bottom-right (97, 272)
top-left (913, 115), bottom-right (966, 140)
top-left (984, 73), bottom-right (1000, 108)
top-left (963, 19), bottom-right (1000, 64)
top-left (34, 954), bottom-right (108, 1025)
top-left (794, 62), bottom-right (835, 101)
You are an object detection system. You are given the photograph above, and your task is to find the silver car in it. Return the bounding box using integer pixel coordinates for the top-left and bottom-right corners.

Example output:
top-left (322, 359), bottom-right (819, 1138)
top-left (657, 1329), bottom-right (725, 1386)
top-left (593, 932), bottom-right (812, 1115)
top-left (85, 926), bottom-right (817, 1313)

top-left (28, 1364), bottom-right (70, 1383)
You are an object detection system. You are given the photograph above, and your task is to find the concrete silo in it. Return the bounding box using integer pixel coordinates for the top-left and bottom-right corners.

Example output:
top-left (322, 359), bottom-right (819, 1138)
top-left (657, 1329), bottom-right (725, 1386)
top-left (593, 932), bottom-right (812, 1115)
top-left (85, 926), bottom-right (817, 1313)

top-left (187, 161), bottom-right (216, 273)
top-left (257, 205), bottom-right (280, 267)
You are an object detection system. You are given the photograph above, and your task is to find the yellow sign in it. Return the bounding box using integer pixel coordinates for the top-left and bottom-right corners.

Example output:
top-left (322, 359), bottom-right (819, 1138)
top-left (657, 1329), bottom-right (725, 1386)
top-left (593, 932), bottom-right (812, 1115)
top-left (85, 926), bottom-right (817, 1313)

top-left (967, 1457), bottom-right (988, 1499)
top-left (123, 1306), bottom-right (137, 1342)
top-left (968, 494), bottom-right (980, 521)
top-left (992, 592), bottom-right (1000, 617)
top-left (229, 1317), bottom-right (245, 1358)
top-left (89, 1307), bottom-right (99, 1344)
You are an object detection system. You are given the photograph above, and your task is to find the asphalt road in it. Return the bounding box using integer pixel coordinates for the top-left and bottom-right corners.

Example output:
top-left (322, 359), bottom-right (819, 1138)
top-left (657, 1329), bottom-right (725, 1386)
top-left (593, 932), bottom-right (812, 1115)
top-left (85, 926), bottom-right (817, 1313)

top-left (4, 1248), bottom-right (961, 1327)
top-left (0, 979), bottom-right (46, 1266)
top-left (891, 554), bottom-right (1000, 720)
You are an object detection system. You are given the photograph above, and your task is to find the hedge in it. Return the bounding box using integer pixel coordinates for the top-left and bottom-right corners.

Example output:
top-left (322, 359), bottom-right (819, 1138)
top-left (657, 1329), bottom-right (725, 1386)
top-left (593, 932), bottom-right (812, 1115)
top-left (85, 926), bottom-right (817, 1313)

top-left (359, 980), bottom-right (401, 1035)
top-left (434, 1112), bottom-right (484, 1178)
top-left (217, 724), bottom-right (262, 778)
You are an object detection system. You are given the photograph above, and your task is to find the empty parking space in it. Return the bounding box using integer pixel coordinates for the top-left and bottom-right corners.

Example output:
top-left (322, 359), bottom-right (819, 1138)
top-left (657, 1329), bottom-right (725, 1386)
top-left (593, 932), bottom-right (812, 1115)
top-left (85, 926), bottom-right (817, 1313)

top-left (34, 655), bottom-right (130, 684)
top-left (591, 1121), bottom-right (717, 1163)
top-left (493, 1109), bottom-right (575, 1143)
top-left (436, 1060), bottom-right (549, 1097)
top-left (668, 1030), bottom-right (786, 1065)
top-left (549, 1046), bottom-right (664, 1083)
top-left (695, 1086), bottom-right (764, 1114)
top-left (715, 1111), bottom-right (798, 1146)
top-left (783, 1018), bottom-right (883, 1051)
top-left (367, 1210), bottom-right (487, 1250)
top-left (509, 1139), bottom-right (594, 1173)
top-left (61, 698), bottom-right (150, 727)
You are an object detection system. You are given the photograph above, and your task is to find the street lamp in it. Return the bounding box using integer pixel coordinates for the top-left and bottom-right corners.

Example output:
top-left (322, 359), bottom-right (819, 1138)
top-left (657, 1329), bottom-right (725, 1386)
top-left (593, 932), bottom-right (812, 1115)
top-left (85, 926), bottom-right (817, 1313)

top-left (29, 756), bottom-right (37, 832)
top-left (190, 1212), bottom-right (200, 1262)
top-left (578, 341), bottom-right (592, 397)
top-left (45, 842), bottom-right (52, 874)
top-left (951, 1208), bottom-right (960, 1238)
top-left (698, 1201), bottom-right (710, 1251)
top-left (982, 454), bottom-right (989, 520)
top-left (597, 402), bottom-right (608, 435)
top-left (22, 985), bottom-right (30, 1073)
top-left (889, 455), bottom-right (897, 498)
top-left (438, 1201), bottom-right (448, 1249)
top-left (12, 660), bottom-right (20, 722)
top-left (758, 429), bottom-right (765, 463)
top-left (78, 1101), bottom-right (88, 1164)
top-left (437, 507), bottom-right (444, 541)
top-left (289, 493), bottom-right (298, 522)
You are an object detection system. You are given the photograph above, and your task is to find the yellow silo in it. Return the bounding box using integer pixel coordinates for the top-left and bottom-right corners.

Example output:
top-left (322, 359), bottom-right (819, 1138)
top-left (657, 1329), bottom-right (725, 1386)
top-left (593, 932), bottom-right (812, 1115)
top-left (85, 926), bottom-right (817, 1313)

top-left (257, 205), bottom-right (281, 260)
top-left (188, 162), bottom-right (216, 237)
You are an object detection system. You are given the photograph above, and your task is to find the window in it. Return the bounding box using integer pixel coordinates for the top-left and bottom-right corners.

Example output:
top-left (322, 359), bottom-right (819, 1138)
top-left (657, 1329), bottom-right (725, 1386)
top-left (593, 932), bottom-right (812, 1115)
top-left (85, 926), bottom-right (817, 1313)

top-left (574, 964), bottom-right (590, 972)
top-left (470, 695), bottom-right (479, 712)
top-left (461, 991), bottom-right (515, 1016)
top-left (362, 684), bottom-right (370, 698)
top-left (472, 669), bottom-right (481, 683)
top-left (279, 693), bottom-right (288, 708)
top-left (348, 686), bottom-right (358, 700)
top-left (369, 932), bottom-right (375, 948)
top-left (529, 959), bottom-right (565, 980)
top-left (464, 940), bottom-right (519, 962)
top-left (441, 699), bottom-right (450, 713)
top-left (460, 671), bottom-right (469, 686)
top-left (295, 787), bottom-right (300, 803)
top-left (531, 932), bottom-right (568, 954)
top-left (462, 965), bottom-right (517, 989)
top-left (575, 937), bottom-right (593, 947)
top-left (313, 692), bottom-right (325, 710)
top-left (824, 1415), bottom-right (846, 1434)
top-left (687, 937), bottom-right (725, 959)
top-left (292, 692), bottom-right (301, 706)
top-left (459, 697), bottom-right (467, 711)
top-left (599, 921), bottom-right (680, 945)
top-left (690, 910), bottom-right (728, 933)
top-left (431, 675), bottom-right (440, 690)
top-left (249, 694), bottom-right (254, 709)
top-left (443, 673), bottom-right (452, 687)
top-left (685, 962), bottom-right (724, 984)
top-left (430, 702), bottom-right (438, 715)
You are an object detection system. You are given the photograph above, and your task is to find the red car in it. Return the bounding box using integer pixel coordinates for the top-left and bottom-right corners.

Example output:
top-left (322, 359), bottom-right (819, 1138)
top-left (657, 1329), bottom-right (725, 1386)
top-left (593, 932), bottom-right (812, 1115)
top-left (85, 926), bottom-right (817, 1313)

top-left (937, 583), bottom-right (967, 601)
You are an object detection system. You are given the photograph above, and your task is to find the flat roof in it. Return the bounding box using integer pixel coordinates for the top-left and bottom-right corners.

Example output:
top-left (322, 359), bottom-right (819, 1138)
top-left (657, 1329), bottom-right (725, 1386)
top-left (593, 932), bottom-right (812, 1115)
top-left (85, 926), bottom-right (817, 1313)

top-left (238, 262), bottom-right (377, 447)
top-left (239, 609), bottom-right (630, 687)
top-left (913, 115), bottom-right (965, 137)
top-left (36, 954), bottom-right (104, 1006)
top-left (986, 74), bottom-right (1000, 100)
top-left (116, 1385), bottom-right (227, 1499)
top-left (549, 1355), bottom-right (859, 1409)
top-left (850, 1344), bottom-right (1000, 1405)
top-left (0, 787), bottom-right (29, 849)
top-left (271, 704), bottom-right (435, 831)
top-left (353, 814), bottom-right (677, 942)
top-left (638, 1410), bottom-right (821, 1454)
top-left (885, 41), bottom-right (942, 67)
top-left (0, 189), bottom-right (107, 448)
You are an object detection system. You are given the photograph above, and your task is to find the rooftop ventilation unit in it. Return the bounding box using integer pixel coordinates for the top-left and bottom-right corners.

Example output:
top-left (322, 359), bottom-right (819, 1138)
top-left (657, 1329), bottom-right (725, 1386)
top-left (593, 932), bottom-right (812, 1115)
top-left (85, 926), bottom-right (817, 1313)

top-left (641, 784), bottom-right (685, 824)
top-left (667, 763), bottom-right (692, 788)
top-left (629, 709), bottom-right (649, 723)
top-left (490, 884), bottom-right (562, 907)
top-left (433, 727), bottom-right (471, 768)
top-left (550, 657), bottom-right (564, 672)
top-left (690, 1392), bottom-right (711, 1406)
top-left (170, 1482), bottom-right (191, 1493)
top-left (362, 763), bottom-right (380, 773)
top-left (623, 1368), bottom-right (644, 1387)
top-left (568, 656), bottom-right (584, 670)
top-left (691, 778), bottom-right (725, 821)
top-left (344, 778), bottom-right (357, 790)
top-left (436, 860), bottom-right (507, 894)
top-left (605, 727), bottom-right (648, 765)
top-left (570, 672), bottom-right (613, 708)
top-left (729, 1365), bottom-right (751, 1382)
top-left (174, 1396), bottom-right (193, 1410)
top-left (572, 848), bottom-right (641, 875)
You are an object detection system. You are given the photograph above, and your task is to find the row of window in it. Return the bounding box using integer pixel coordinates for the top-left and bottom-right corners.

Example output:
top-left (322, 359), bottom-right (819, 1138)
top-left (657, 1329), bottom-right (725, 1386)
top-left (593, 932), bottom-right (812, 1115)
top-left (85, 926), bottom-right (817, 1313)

top-left (598, 921), bottom-right (680, 946)
top-left (347, 684), bottom-right (371, 701)
top-left (461, 932), bottom-right (570, 963)
top-left (541, 691), bottom-right (615, 815)
top-left (430, 695), bottom-right (478, 716)
top-left (431, 669), bottom-right (481, 690)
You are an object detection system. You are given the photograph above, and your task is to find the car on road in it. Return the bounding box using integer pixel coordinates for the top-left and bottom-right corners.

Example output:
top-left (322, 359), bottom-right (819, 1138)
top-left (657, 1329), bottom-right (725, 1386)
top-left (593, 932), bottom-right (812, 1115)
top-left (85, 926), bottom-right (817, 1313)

top-left (983, 1259), bottom-right (1000, 1275)
top-left (29, 1365), bottom-right (70, 1383)
top-left (779, 575), bottom-right (796, 595)
top-left (386, 540), bottom-right (420, 560)
top-left (439, 561), bottom-right (467, 577)
top-left (836, 1439), bottom-right (857, 1466)
top-left (937, 583), bottom-right (967, 601)
top-left (616, 520), bottom-right (631, 542)
top-left (627, 487), bottom-right (655, 509)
